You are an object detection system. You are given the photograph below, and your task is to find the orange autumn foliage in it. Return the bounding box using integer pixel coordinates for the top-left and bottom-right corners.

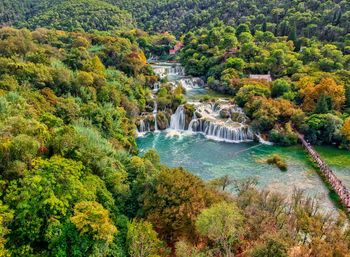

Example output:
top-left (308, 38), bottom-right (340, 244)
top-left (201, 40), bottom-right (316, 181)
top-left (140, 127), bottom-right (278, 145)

top-left (300, 78), bottom-right (345, 112)
top-left (342, 118), bottom-right (350, 141)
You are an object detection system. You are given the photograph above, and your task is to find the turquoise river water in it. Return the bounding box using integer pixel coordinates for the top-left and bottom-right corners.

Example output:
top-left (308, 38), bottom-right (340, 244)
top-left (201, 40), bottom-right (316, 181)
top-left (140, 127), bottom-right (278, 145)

top-left (136, 131), bottom-right (350, 211)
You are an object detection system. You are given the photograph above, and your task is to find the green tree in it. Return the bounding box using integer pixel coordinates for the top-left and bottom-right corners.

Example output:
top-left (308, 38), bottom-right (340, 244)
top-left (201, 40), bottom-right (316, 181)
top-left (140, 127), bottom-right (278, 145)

top-left (196, 202), bottom-right (244, 256)
top-left (314, 94), bottom-right (329, 114)
top-left (287, 24), bottom-right (299, 50)
top-left (4, 156), bottom-right (90, 255)
top-left (142, 167), bottom-right (220, 241)
top-left (126, 218), bottom-right (167, 257)
top-left (236, 24), bottom-right (250, 36)
top-left (271, 79), bottom-right (291, 98)
top-left (70, 201), bottom-right (117, 243)
top-left (0, 200), bottom-right (13, 257)
top-left (345, 86), bottom-right (350, 108)
top-left (235, 84), bottom-right (271, 106)
top-left (250, 235), bottom-right (288, 257)
top-left (225, 57), bottom-right (245, 72)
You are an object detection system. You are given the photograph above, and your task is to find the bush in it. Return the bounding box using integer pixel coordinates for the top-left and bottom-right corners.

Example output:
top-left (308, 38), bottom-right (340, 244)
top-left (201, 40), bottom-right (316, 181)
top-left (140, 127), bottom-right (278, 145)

top-left (267, 154), bottom-right (288, 171)
top-left (269, 124), bottom-right (298, 146)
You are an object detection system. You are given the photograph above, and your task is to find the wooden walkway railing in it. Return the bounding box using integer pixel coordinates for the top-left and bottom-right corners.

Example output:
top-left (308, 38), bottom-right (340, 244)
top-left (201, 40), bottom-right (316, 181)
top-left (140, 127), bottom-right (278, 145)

top-left (296, 131), bottom-right (350, 211)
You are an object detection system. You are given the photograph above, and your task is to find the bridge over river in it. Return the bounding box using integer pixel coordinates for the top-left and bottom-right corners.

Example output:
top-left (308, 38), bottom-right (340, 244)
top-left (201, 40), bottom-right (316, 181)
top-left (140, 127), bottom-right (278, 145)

top-left (296, 131), bottom-right (350, 211)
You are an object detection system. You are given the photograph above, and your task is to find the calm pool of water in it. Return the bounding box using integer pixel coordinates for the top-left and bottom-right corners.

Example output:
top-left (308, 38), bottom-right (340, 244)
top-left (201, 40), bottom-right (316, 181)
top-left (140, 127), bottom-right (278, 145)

top-left (136, 132), bottom-right (350, 210)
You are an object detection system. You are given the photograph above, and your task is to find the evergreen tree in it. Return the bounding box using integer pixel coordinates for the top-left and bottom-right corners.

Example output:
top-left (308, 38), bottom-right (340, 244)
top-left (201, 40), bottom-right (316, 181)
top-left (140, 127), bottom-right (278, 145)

top-left (346, 86), bottom-right (350, 108)
top-left (326, 96), bottom-right (333, 111)
top-left (314, 94), bottom-right (329, 114)
top-left (287, 24), bottom-right (299, 51)
top-left (262, 20), bottom-right (267, 32)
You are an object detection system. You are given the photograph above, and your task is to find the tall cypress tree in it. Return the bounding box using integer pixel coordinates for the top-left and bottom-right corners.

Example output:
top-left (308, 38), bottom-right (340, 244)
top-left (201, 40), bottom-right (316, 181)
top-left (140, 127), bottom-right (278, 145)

top-left (262, 20), bottom-right (267, 32)
top-left (287, 24), bottom-right (299, 51)
top-left (345, 86), bottom-right (350, 108)
top-left (314, 94), bottom-right (329, 114)
top-left (326, 96), bottom-right (333, 111)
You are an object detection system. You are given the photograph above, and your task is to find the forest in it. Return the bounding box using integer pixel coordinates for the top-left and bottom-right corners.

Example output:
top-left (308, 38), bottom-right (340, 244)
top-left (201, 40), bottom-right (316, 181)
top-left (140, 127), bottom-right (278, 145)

top-left (178, 21), bottom-right (350, 148)
top-left (0, 0), bottom-right (349, 256)
top-left (0, 0), bottom-right (349, 42)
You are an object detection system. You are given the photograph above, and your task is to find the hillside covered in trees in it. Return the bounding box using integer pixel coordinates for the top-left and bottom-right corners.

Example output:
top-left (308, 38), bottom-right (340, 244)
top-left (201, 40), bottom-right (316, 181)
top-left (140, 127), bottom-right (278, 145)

top-left (1, 0), bottom-right (349, 42)
top-left (0, 24), bottom-right (349, 256)
top-left (0, 0), bottom-right (134, 32)
top-left (0, 0), bottom-right (350, 256)
top-left (112, 0), bottom-right (350, 41)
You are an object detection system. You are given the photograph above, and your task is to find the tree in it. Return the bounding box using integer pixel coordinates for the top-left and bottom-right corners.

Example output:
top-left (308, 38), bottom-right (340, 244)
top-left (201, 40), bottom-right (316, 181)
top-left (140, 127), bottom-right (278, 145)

top-left (262, 20), bottom-right (267, 32)
top-left (77, 71), bottom-right (94, 87)
top-left (195, 202), bottom-right (244, 256)
top-left (300, 78), bottom-right (345, 112)
top-left (341, 118), bottom-right (350, 141)
top-left (346, 86), bottom-right (350, 108)
top-left (236, 24), bottom-right (250, 36)
top-left (287, 24), bottom-right (299, 50)
top-left (0, 200), bottom-right (13, 257)
top-left (225, 57), bottom-right (245, 72)
top-left (250, 235), bottom-right (288, 257)
top-left (142, 167), bottom-right (220, 241)
top-left (126, 219), bottom-right (167, 257)
top-left (235, 84), bottom-right (271, 106)
top-left (210, 175), bottom-right (234, 191)
top-left (4, 156), bottom-right (92, 255)
top-left (70, 201), bottom-right (117, 243)
top-left (83, 56), bottom-right (106, 77)
top-left (314, 94), bottom-right (329, 114)
top-left (271, 79), bottom-right (291, 98)
top-left (304, 114), bottom-right (343, 144)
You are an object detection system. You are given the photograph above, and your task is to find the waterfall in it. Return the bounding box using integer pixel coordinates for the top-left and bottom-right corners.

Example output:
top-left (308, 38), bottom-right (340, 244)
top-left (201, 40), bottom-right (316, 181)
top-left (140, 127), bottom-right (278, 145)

top-left (153, 101), bottom-right (158, 131)
top-left (188, 112), bottom-right (197, 132)
top-left (137, 119), bottom-right (149, 134)
top-left (153, 82), bottom-right (160, 91)
top-left (168, 105), bottom-right (255, 142)
top-left (169, 106), bottom-right (186, 130)
top-left (199, 120), bottom-right (254, 142)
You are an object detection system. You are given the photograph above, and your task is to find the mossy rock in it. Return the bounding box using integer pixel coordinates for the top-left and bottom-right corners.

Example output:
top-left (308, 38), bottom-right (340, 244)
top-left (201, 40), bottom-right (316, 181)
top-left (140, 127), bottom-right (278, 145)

top-left (220, 108), bottom-right (230, 119)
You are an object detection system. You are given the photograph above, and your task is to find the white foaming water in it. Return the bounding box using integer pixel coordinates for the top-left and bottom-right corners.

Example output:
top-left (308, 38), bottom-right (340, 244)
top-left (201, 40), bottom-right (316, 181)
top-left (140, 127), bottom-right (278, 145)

top-left (153, 101), bottom-right (158, 131)
top-left (169, 106), bottom-right (186, 131)
top-left (183, 102), bottom-right (254, 142)
top-left (152, 64), bottom-right (185, 79)
top-left (139, 61), bottom-right (269, 144)
top-left (137, 101), bottom-right (260, 143)
top-left (168, 77), bottom-right (205, 90)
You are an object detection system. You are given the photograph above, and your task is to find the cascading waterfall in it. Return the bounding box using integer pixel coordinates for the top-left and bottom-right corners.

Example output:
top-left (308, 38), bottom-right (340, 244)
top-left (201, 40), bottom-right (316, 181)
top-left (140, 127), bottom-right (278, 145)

top-left (169, 106), bottom-right (186, 130)
top-left (153, 101), bottom-right (158, 131)
top-left (138, 61), bottom-right (257, 143)
top-left (190, 120), bottom-right (254, 142)
top-left (167, 103), bottom-right (255, 142)
top-left (137, 119), bottom-right (150, 134)
top-left (152, 65), bottom-right (186, 79)
top-left (169, 78), bottom-right (205, 90)
top-left (187, 112), bottom-right (197, 132)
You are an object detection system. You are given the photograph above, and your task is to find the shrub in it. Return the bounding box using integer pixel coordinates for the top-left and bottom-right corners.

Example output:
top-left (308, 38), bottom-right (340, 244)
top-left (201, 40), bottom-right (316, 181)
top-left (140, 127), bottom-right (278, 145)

top-left (267, 154), bottom-right (288, 171)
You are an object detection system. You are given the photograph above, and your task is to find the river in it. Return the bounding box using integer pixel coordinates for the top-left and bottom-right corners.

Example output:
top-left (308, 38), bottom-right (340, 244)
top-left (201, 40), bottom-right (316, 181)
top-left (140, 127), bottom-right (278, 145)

top-left (136, 62), bottom-right (350, 211)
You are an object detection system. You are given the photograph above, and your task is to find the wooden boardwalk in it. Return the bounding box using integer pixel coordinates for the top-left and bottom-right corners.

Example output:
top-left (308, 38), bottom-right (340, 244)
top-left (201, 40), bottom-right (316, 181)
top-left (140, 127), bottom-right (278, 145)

top-left (296, 131), bottom-right (350, 211)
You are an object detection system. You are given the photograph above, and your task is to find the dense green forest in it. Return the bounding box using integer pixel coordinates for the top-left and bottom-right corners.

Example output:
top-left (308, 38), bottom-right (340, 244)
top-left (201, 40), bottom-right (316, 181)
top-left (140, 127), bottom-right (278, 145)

top-left (176, 22), bottom-right (350, 147)
top-left (0, 25), bottom-right (349, 257)
top-left (0, 0), bottom-right (350, 256)
top-left (111, 0), bottom-right (350, 41)
top-left (1, 0), bottom-right (350, 42)
top-left (0, 0), bottom-right (134, 32)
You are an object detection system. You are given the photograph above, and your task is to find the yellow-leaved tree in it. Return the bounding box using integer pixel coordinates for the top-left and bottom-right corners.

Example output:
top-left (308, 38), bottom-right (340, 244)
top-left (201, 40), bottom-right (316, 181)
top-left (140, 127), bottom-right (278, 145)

top-left (341, 118), bottom-right (350, 149)
top-left (300, 78), bottom-right (345, 112)
top-left (70, 201), bottom-right (117, 243)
